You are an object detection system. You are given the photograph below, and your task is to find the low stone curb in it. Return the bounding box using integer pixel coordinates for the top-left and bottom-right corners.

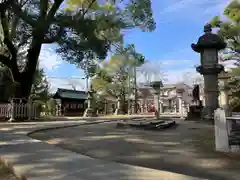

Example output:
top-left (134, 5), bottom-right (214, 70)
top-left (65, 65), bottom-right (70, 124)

top-left (27, 120), bottom-right (113, 136)
top-left (0, 156), bottom-right (26, 180)
top-left (27, 116), bottom-right (153, 136)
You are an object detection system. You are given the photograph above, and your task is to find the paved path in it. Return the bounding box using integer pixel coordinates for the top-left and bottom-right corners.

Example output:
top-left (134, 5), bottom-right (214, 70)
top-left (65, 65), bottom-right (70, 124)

top-left (0, 118), bottom-right (206, 180)
top-left (31, 121), bottom-right (240, 180)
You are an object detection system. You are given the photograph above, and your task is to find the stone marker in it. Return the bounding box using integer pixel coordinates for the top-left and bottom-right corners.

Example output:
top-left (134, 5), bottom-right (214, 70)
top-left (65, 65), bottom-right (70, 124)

top-left (214, 108), bottom-right (229, 152)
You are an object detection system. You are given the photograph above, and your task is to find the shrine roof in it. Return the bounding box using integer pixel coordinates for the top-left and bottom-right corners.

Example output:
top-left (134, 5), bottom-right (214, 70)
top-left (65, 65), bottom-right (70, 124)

top-left (53, 88), bottom-right (87, 100)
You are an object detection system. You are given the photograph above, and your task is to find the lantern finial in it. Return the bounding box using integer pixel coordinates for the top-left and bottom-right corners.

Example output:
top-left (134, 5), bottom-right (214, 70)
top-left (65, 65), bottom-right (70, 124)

top-left (204, 24), bottom-right (212, 33)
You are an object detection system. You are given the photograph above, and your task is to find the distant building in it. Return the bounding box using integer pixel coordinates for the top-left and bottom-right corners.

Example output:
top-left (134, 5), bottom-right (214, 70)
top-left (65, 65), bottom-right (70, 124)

top-left (138, 82), bottom-right (193, 113)
top-left (53, 88), bottom-right (87, 116)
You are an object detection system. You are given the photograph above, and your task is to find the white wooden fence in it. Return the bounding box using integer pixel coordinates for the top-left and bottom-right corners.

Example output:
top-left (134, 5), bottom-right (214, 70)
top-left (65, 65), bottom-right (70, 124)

top-left (0, 103), bottom-right (38, 120)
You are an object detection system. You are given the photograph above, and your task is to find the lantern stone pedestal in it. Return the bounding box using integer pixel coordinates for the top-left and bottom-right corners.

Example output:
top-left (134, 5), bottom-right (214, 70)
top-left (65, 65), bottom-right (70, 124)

top-left (191, 24), bottom-right (226, 121)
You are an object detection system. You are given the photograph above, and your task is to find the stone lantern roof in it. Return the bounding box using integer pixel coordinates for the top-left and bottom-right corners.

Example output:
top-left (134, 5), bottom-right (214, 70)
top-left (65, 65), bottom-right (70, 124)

top-left (191, 24), bottom-right (226, 53)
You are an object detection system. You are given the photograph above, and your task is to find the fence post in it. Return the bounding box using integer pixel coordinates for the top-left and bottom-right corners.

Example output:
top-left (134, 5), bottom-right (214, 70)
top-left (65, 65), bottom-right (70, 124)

top-left (28, 100), bottom-right (32, 121)
top-left (8, 99), bottom-right (15, 122)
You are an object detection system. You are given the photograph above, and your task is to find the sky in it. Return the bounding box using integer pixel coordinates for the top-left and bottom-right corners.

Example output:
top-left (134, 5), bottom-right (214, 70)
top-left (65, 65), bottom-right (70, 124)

top-left (39, 0), bottom-right (232, 93)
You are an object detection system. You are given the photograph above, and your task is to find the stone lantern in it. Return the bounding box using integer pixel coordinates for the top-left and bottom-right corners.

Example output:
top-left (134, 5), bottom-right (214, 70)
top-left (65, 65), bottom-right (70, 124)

top-left (191, 24), bottom-right (226, 120)
top-left (218, 71), bottom-right (231, 116)
top-left (150, 80), bottom-right (163, 119)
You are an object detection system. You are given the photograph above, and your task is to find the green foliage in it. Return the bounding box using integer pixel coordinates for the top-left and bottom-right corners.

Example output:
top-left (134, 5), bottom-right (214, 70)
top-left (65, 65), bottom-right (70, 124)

top-left (92, 44), bottom-right (145, 113)
top-left (210, 0), bottom-right (240, 110)
top-left (56, 0), bottom-right (155, 66)
top-left (46, 98), bottom-right (57, 115)
top-left (29, 67), bottom-right (50, 102)
top-left (210, 0), bottom-right (240, 62)
top-left (0, 0), bottom-right (155, 98)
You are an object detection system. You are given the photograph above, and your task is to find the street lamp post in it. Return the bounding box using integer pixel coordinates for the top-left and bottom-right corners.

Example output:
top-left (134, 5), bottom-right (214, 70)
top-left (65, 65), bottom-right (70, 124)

top-left (150, 80), bottom-right (163, 119)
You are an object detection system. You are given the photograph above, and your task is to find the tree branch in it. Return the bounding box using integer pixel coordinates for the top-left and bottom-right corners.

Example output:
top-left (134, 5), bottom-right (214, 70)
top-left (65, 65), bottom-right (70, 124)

top-left (43, 27), bottom-right (65, 43)
top-left (10, 15), bottom-right (20, 40)
top-left (0, 9), bottom-right (17, 61)
top-left (3, 38), bottom-right (17, 60)
top-left (82, 0), bottom-right (96, 17)
top-left (0, 9), bottom-right (10, 40)
top-left (9, 0), bottom-right (36, 26)
top-left (40, 0), bottom-right (49, 18)
top-left (46, 0), bottom-right (64, 23)
top-left (0, 55), bottom-right (11, 67)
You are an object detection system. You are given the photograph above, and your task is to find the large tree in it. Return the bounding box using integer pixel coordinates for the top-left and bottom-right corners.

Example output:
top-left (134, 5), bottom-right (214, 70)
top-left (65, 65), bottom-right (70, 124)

top-left (210, 0), bottom-right (240, 63)
top-left (210, 0), bottom-right (240, 109)
top-left (0, 0), bottom-right (155, 98)
top-left (92, 44), bottom-right (145, 113)
top-left (29, 66), bottom-right (50, 102)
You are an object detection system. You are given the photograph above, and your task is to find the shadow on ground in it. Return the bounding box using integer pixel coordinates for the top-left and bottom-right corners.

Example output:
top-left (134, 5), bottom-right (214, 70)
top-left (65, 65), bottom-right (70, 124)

top-left (29, 121), bottom-right (240, 180)
top-left (1, 123), bottom-right (203, 180)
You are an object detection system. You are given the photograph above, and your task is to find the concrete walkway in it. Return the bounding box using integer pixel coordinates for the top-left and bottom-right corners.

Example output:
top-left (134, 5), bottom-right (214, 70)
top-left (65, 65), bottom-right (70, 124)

top-left (0, 118), bottom-right (207, 180)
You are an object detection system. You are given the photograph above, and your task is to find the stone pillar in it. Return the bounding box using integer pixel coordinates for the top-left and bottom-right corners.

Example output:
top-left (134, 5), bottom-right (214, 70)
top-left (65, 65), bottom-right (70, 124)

top-left (191, 24), bottom-right (225, 121)
top-left (159, 103), bottom-right (163, 114)
top-left (114, 97), bottom-right (122, 115)
top-left (178, 96), bottom-right (183, 118)
top-left (159, 99), bottom-right (163, 114)
top-left (214, 108), bottom-right (230, 152)
top-left (174, 101), bottom-right (177, 114)
top-left (8, 99), bottom-right (15, 122)
top-left (187, 103), bottom-right (190, 113)
top-left (28, 100), bottom-right (32, 121)
top-left (104, 100), bottom-right (108, 115)
top-left (154, 94), bottom-right (160, 119)
top-left (219, 73), bottom-right (231, 116)
top-left (83, 92), bottom-right (93, 117)
top-left (203, 74), bottom-right (220, 120)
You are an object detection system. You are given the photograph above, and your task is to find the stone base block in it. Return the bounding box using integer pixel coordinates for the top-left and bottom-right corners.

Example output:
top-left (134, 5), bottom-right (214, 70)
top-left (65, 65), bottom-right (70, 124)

top-left (230, 145), bottom-right (240, 152)
top-left (114, 108), bottom-right (123, 115)
top-left (83, 108), bottom-right (93, 117)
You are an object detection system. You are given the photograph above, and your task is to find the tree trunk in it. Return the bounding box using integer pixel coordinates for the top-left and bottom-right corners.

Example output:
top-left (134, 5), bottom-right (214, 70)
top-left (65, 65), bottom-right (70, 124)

top-left (12, 39), bottom-right (43, 99)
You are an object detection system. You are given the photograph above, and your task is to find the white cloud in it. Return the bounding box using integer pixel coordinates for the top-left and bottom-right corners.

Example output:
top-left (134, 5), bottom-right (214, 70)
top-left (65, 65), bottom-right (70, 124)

top-left (161, 0), bottom-right (227, 14)
top-left (39, 46), bottom-right (63, 71)
top-left (158, 0), bottom-right (228, 24)
top-left (137, 59), bottom-right (194, 84)
top-left (161, 59), bottom-right (191, 65)
top-left (165, 68), bottom-right (201, 85)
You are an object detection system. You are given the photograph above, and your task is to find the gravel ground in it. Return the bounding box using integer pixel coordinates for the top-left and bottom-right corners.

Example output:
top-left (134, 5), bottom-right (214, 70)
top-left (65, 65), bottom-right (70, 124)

top-left (30, 120), bottom-right (240, 180)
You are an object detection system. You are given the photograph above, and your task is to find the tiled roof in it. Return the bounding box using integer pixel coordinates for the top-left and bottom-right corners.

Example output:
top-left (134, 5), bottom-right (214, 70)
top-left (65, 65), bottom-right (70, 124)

top-left (138, 82), bottom-right (192, 90)
top-left (53, 88), bottom-right (87, 100)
